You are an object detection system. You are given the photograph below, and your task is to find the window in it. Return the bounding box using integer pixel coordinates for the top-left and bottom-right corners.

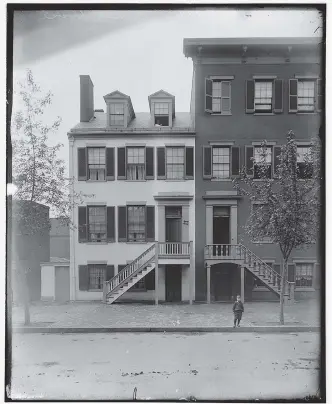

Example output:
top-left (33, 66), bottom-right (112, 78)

top-left (88, 148), bottom-right (106, 181)
top-left (297, 146), bottom-right (313, 179)
top-left (254, 146), bottom-right (272, 179)
top-left (212, 147), bottom-right (230, 179)
top-left (88, 206), bottom-right (106, 242)
top-left (154, 103), bottom-right (169, 126)
top-left (166, 147), bottom-right (185, 179)
top-left (132, 278), bottom-right (146, 290)
top-left (110, 103), bottom-right (125, 126)
top-left (252, 204), bottom-right (272, 243)
top-left (127, 147), bottom-right (145, 180)
top-left (212, 81), bottom-right (231, 113)
top-left (88, 264), bottom-right (106, 290)
top-left (295, 263), bottom-right (314, 287)
top-left (127, 206), bottom-right (146, 242)
top-left (254, 81), bottom-right (273, 113)
top-left (298, 80), bottom-right (315, 112)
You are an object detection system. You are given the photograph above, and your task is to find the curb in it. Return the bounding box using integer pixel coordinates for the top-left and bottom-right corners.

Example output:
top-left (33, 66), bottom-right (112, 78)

top-left (12, 326), bottom-right (320, 334)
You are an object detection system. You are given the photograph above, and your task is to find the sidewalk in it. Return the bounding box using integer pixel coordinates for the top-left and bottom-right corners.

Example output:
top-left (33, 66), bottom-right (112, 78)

top-left (11, 300), bottom-right (320, 333)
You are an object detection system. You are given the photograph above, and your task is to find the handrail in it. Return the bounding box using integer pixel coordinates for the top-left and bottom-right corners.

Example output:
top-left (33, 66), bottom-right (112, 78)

top-left (159, 242), bottom-right (190, 256)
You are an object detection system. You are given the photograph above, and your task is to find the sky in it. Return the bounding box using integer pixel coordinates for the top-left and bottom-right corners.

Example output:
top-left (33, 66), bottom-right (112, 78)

top-left (12, 8), bottom-right (322, 167)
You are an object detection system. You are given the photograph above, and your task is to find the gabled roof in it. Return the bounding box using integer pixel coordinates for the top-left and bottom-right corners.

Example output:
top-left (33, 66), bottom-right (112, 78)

top-left (103, 90), bottom-right (130, 100)
top-left (148, 89), bottom-right (176, 114)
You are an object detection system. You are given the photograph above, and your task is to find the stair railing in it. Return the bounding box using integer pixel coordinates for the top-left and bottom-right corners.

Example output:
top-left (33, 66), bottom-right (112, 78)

top-left (105, 243), bottom-right (156, 300)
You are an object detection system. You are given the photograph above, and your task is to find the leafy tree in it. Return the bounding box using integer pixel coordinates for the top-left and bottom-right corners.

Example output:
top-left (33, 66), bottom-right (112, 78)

top-left (11, 69), bottom-right (92, 324)
top-left (233, 130), bottom-right (320, 324)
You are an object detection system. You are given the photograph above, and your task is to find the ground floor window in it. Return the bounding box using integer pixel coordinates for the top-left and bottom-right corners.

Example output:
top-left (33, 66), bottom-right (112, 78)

top-left (295, 263), bottom-right (314, 287)
top-left (88, 264), bottom-right (106, 290)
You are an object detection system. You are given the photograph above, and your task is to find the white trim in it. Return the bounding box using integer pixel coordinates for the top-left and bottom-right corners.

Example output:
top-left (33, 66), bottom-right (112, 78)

top-left (253, 75), bottom-right (277, 79)
top-left (209, 141), bottom-right (235, 146)
top-left (205, 199), bottom-right (238, 207)
top-left (87, 261), bottom-right (108, 264)
top-left (209, 75), bottom-right (235, 80)
top-left (251, 141), bottom-right (276, 146)
top-left (292, 259), bottom-right (317, 263)
top-left (200, 57), bottom-right (320, 65)
top-left (126, 201), bottom-right (147, 205)
top-left (206, 190), bottom-right (238, 197)
top-left (125, 143), bottom-right (147, 147)
top-left (295, 75), bottom-right (320, 79)
top-left (85, 201), bottom-right (107, 206)
top-left (86, 143), bottom-right (107, 147)
top-left (295, 287), bottom-right (316, 292)
top-left (164, 143), bottom-right (186, 147)
top-left (211, 112), bottom-right (232, 116)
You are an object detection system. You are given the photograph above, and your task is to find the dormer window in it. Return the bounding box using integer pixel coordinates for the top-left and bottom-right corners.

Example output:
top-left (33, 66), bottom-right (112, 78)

top-left (154, 103), bottom-right (169, 126)
top-left (110, 103), bottom-right (125, 126)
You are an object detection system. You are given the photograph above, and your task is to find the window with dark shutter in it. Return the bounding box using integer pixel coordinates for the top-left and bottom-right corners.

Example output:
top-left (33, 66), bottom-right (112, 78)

top-left (185, 147), bottom-right (194, 179)
top-left (245, 146), bottom-right (254, 177)
top-left (205, 78), bottom-right (213, 113)
top-left (246, 80), bottom-right (255, 113)
top-left (146, 206), bottom-right (155, 241)
top-left (274, 79), bottom-right (283, 113)
top-left (106, 265), bottom-right (115, 281)
top-left (106, 148), bottom-right (115, 180)
top-left (289, 79), bottom-right (298, 113)
top-left (107, 206), bottom-right (115, 242)
top-left (79, 265), bottom-right (89, 290)
top-left (118, 264), bottom-right (126, 274)
top-left (145, 147), bottom-right (154, 179)
top-left (78, 206), bottom-right (87, 242)
top-left (157, 147), bottom-right (166, 179)
top-left (118, 206), bottom-right (127, 242)
top-left (231, 147), bottom-right (240, 176)
top-left (117, 147), bottom-right (126, 179)
top-left (288, 264), bottom-right (295, 283)
top-left (203, 146), bottom-right (212, 178)
top-left (78, 148), bottom-right (87, 180)
top-left (273, 146), bottom-right (282, 177)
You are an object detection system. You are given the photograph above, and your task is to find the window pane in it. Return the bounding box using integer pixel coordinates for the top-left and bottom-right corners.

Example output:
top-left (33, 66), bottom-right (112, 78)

top-left (221, 81), bottom-right (230, 97)
top-left (154, 103), bottom-right (169, 115)
top-left (88, 148), bottom-right (106, 180)
top-left (212, 147), bottom-right (230, 178)
top-left (166, 147), bottom-right (185, 179)
top-left (254, 147), bottom-right (272, 163)
top-left (212, 81), bottom-right (222, 97)
top-left (212, 99), bottom-right (221, 112)
top-left (221, 98), bottom-right (230, 112)
top-left (128, 206), bottom-right (146, 241)
top-left (295, 263), bottom-right (313, 287)
top-left (298, 80), bottom-right (315, 111)
top-left (88, 206), bottom-right (106, 242)
top-left (89, 265), bottom-right (106, 289)
top-left (110, 103), bottom-right (124, 114)
top-left (254, 81), bottom-right (273, 112)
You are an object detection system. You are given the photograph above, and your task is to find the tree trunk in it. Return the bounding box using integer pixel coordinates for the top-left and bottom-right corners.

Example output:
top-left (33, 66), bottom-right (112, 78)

top-left (279, 258), bottom-right (287, 325)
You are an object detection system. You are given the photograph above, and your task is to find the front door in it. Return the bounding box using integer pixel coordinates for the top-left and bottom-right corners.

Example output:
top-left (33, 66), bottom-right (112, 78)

top-left (165, 265), bottom-right (182, 302)
top-left (55, 266), bottom-right (70, 302)
top-left (213, 207), bottom-right (230, 256)
top-left (165, 206), bottom-right (182, 242)
top-left (212, 267), bottom-right (233, 301)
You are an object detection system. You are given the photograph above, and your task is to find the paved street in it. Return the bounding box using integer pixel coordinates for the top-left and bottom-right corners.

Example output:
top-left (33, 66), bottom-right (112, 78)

top-left (12, 300), bottom-right (320, 328)
top-left (9, 332), bottom-right (320, 400)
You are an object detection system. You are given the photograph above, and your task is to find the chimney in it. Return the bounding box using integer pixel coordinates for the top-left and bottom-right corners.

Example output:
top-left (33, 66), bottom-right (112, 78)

top-left (80, 75), bottom-right (94, 122)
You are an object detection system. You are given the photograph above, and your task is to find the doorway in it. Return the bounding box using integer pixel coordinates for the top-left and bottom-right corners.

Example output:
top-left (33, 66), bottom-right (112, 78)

top-left (165, 265), bottom-right (182, 302)
top-left (165, 206), bottom-right (182, 242)
top-left (213, 206), bottom-right (230, 256)
top-left (55, 266), bottom-right (70, 302)
top-left (211, 265), bottom-right (233, 301)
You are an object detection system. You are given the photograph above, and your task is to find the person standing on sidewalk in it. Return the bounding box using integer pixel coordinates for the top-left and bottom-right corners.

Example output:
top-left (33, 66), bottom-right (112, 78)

top-left (233, 295), bottom-right (244, 328)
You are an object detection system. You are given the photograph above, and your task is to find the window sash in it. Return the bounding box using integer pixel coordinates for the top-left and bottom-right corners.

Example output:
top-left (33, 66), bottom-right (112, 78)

top-left (88, 265), bottom-right (106, 290)
top-left (88, 206), bottom-right (107, 242)
top-left (212, 147), bottom-right (230, 178)
top-left (212, 81), bottom-right (231, 113)
top-left (154, 103), bottom-right (169, 115)
top-left (254, 81), bottom-right (273, 112)
top-left (253, 147), bottom-right (272, 179)
top-left (298, 80), bottom-right (315, 111)
top-left (295, 263), bottom-right (313, 287)
top-left (166, 147), bottom-right (185, 179)
top-left (88, 148), bottom-right (106, 180)
top-left (126, 147), bottom-right (145, 180)
top-left (127, 206), bottom-right (146, 242)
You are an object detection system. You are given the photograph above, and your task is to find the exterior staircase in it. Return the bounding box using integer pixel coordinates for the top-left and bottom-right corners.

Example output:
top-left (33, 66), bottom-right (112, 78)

top-left (103, 242), bottom-right (191, 304)
top-left (204, 244), bottom-right (295, 301)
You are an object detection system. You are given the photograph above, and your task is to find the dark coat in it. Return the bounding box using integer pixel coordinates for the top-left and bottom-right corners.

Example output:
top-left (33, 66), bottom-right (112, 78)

top-left (233, 301), bottom-right (244, 312)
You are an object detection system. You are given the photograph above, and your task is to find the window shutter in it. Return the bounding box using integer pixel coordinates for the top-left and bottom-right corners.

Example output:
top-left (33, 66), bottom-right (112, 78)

top-left (78, 206), bottom-right (87, 242)
top-left (246, 80), bottom-right (255, 113)
top-left (314, 263), bottom-right (321, 289)
top-left (288, 263), bottom-right (295, 283)
top-left (146, 206), bottom-right (155, 242)
top-left (145, 269), bottom-right (155, 290)
top-left (317, 79), bottom-right (322, 112)
top-left (118, 206), bottom-right (127, 242)
top-left (289, 79), bottom-right (298, 113)
top-left (203, 146), bottom-right (212, 179)
top-left (245, 146), bottom-right (254, 177)
top-left (106, 265), bottom-right (115, 281)
top-left (273, 264), bottom-right (281, 274)
top-left (185, 147), bottom-right (194, 179)
top-left (145, 147), bottom-right (154, 180)
top-left (274, 79), bottom-right (283, 113)
top-left (205, 78), bottom-right (213, 113)
top-left (79, 265), bottom-right (89, 291)
top-left (231, 146), bottom-right (240, 176)
top-left (78, 148), bottom-right (87, 181)
top-left (273, 146), bottom-right (282, 177)
top-left (106, 148), bottom-right (115, 181)
top-left (117, 147), bottom-right (126, 179)
top-left (107, 206), bottom-right (115, 242)
top-left (118, 264), bottom-right (126, 274)
top-left (157, 147), bottom-right (166, 179)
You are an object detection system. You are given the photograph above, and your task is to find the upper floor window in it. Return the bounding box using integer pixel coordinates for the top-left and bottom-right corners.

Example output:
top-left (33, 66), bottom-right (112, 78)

top-left (295, 263), bottom-right (314, 287)
top-left (254, 80), bottom-right (273, 113)
top-left (127, 206), bottom-right (146, 242)
top-left (88, 148), bottom-right (106, 181)
top-left (88, 206), bottom-right (107, 242)
top-left (205, 78), bottom-right (232, 114)
top-left (110, 103), bottom-right (125, 126)
top-left (253, 146), bottom-right (272, 179)
top-left (127, 147), bottom-right (145, 180)
top-left (297, 80), bottom-right (315, 112)
top-left (212, 147), bottom-right (230, 179)
top-left (166, 147), bottom-right (185, 180)
top-left (154, 103), bottom-right (169, 126)
top-left (297, 146), bottom-right (313, 179)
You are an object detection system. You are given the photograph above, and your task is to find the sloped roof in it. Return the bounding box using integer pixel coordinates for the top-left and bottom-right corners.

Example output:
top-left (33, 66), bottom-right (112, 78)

top-left (103, 90), bottom-right (130, 99)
